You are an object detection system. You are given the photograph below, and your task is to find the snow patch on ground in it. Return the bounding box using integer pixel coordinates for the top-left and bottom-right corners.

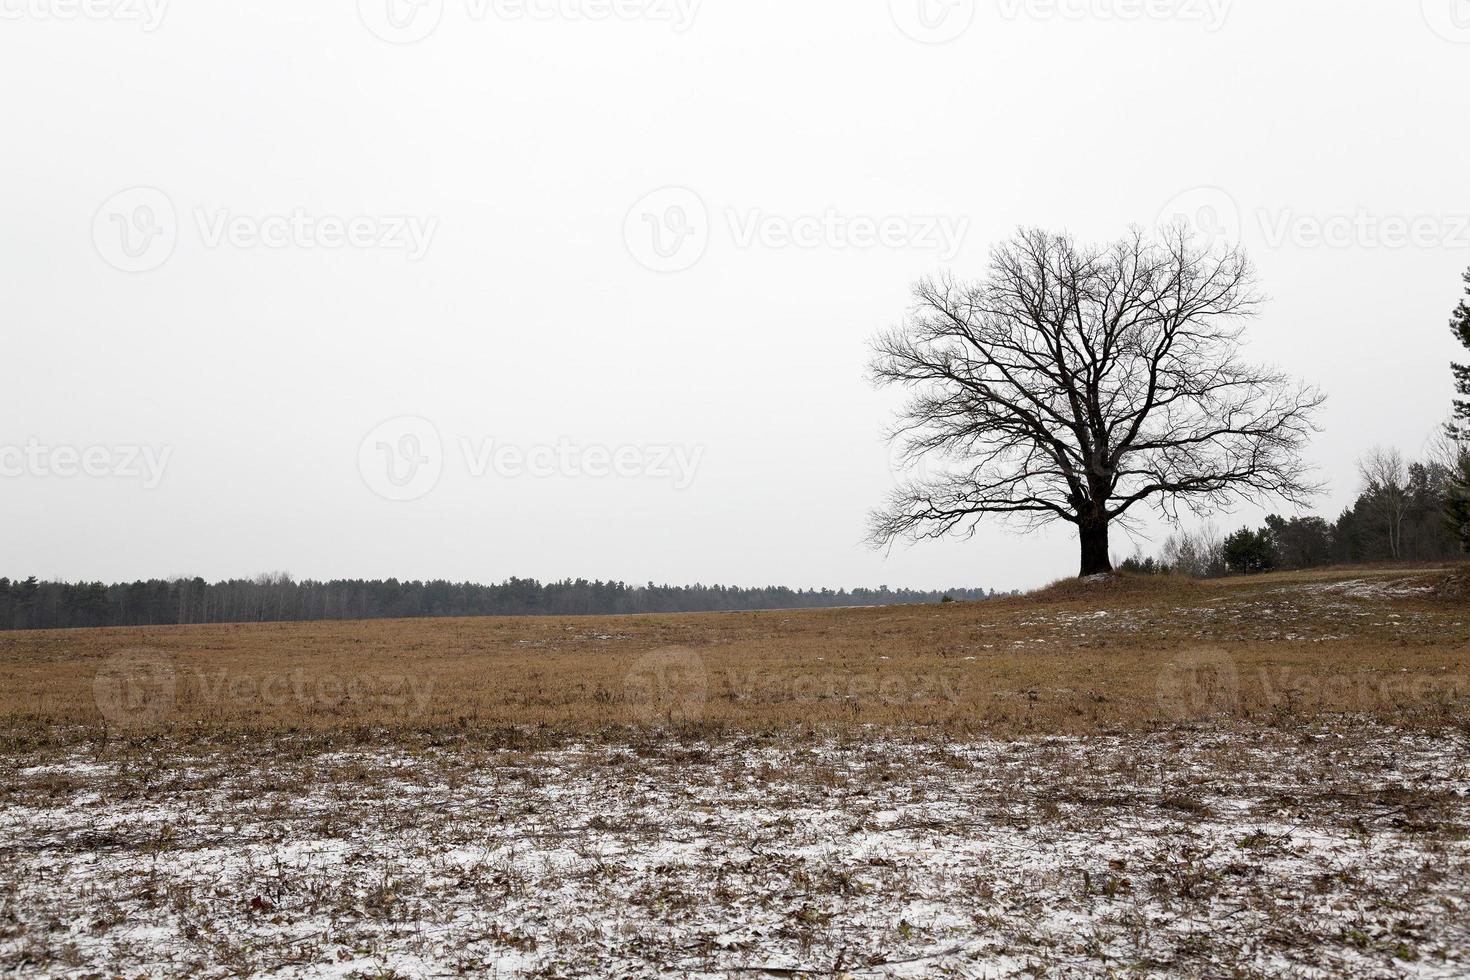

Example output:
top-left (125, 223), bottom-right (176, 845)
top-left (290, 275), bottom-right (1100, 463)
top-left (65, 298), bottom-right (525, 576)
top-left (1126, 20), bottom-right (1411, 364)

top-left (3, 728), bottom-right (1468, 977)
top-left (1297, 578), bottom-right (1439, 601)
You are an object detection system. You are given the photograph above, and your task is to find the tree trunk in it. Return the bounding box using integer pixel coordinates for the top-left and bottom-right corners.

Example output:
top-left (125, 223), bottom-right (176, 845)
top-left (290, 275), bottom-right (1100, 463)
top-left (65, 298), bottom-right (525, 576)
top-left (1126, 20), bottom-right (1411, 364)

top-left (1079, 520), bottom-right (1113, 577)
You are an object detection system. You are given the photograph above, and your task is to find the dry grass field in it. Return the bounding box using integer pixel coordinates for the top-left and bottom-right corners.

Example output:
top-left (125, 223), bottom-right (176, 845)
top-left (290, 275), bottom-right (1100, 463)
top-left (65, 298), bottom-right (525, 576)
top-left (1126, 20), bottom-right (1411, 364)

top-left (2, 564), bottom-right (1469, 741)
top-left (3, 564), bottom-right (1469, 977)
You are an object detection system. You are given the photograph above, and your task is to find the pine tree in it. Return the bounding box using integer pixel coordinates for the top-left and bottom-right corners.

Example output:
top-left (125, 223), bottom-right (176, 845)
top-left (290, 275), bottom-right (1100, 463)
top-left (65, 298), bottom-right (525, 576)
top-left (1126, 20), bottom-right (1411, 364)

top-left (1223, 527), bottom-right (1277, 575)
top-left (1447, 266), bottom-right (1470, 550)
top-left (1452, 266), bottom-right (1470, 439)
top-left (1449, 451), bottom-right (1470, 553)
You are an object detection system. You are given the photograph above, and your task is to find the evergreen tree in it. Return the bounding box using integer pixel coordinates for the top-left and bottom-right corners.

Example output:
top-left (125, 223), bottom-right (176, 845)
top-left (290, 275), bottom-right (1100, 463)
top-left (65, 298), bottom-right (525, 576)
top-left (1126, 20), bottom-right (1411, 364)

top-left (1452, 266), bottom-right (1470, 439)
top-left (1445, 266), bottom-right (1470, 548)
top-left (1449, 452), bottom-right (1470, 553)
top-left (1223, 528), bottom-right (1277, 575)
top-left (1264, 515), bottom-right (1334, 569)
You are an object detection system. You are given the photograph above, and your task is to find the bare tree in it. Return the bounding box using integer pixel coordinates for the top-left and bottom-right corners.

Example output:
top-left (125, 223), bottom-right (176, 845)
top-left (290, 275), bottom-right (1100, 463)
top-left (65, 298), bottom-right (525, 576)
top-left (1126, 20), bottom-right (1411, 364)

top-left (869, 227), bottom-right (1324, 577)
top-left (1357, 446), bottom-right (1410, 560)
top-left (1160, 531), bottom-right (1201, 577)
top-left (1428, 423), bottom-right (1467, 474)
top-left (1160, 523), bottom-right (1227, 578)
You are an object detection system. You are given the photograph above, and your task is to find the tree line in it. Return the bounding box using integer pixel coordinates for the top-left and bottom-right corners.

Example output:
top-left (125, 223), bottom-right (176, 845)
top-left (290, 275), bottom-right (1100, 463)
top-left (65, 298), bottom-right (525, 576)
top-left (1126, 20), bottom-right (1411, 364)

top-left (1162, 260), bottom-right (1470, 577)
top-left (1120, 445), bottom-right (1467, 576)
top-left (0, 575), bottom-right (1008, 632)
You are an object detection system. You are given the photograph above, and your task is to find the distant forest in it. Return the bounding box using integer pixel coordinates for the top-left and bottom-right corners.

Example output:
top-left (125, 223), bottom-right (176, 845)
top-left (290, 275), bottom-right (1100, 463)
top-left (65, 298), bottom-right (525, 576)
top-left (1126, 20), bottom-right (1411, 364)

top-left (0, 576), bottom-right (1007, 632)
top-left (1121, 447), bottom-right (1467, 577)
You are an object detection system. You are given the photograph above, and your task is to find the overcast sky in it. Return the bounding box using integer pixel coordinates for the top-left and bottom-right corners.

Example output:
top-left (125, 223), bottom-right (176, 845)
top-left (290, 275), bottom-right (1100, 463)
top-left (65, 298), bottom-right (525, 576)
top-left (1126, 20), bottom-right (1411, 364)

top-left (2, 0), bottom-right (1467, 592)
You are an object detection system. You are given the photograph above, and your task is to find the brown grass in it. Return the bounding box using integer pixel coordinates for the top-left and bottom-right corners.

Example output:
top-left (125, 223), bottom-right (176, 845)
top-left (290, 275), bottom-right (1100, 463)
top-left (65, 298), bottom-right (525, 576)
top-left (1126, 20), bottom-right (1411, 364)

top-left (2, 563), bottom-right (1467, 746)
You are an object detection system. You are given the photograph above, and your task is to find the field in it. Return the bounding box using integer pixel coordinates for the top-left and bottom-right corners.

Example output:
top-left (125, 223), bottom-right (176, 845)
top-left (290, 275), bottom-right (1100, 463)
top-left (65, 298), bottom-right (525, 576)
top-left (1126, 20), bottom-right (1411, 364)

top-left (3, 565), bottom-right (1469, 977)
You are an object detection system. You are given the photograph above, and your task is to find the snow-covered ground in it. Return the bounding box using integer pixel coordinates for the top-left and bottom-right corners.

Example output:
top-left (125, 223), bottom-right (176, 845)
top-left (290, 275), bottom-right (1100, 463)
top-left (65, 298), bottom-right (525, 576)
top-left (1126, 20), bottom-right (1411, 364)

top-left (1005, 577), bottom-right (1456, 646)
top-left (4, 726), bottom-right (1468, 977)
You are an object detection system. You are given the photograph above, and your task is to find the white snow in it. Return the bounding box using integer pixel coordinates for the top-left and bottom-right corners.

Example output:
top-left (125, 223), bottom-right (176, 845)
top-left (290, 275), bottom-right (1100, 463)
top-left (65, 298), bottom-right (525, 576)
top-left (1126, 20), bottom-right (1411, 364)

top-left (3, 727), bottom-right (1468, 977)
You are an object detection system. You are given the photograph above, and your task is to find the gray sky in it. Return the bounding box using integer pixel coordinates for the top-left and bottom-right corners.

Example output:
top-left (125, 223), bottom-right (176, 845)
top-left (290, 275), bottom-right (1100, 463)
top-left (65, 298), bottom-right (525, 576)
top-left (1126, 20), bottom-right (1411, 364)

top-left (2, 0), bottom-right (1467, 592)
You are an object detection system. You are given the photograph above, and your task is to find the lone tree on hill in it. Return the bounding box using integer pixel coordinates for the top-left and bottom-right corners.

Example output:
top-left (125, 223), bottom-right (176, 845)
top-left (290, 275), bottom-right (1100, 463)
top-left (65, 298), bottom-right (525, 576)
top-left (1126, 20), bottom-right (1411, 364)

top-left (869, 226), bottom-right (1325, 578)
